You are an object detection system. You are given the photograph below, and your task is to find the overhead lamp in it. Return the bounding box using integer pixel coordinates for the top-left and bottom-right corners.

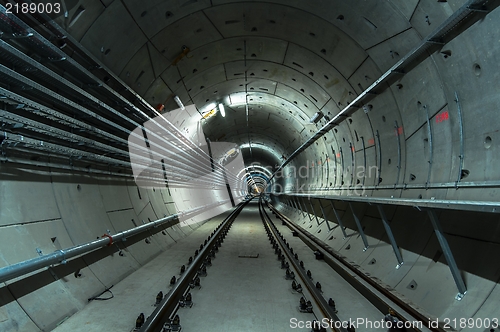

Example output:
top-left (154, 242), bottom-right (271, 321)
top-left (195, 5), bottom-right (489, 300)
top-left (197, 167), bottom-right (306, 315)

top-left (174, 95), bottom-right (185, 110)
top-left (310, 111), bottom-right (324, 124)
top-left (219, 103), bottom-right (225, 117)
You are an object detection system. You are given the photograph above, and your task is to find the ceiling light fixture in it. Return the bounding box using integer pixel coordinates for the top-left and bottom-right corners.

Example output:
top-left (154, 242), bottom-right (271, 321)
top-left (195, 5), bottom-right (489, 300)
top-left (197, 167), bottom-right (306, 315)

top-left (174, 95), bottom-right (185, 110)
top-left (219, 103), bottom-right (226, 117)
top-left (310, 111), bottom-right (324, 124)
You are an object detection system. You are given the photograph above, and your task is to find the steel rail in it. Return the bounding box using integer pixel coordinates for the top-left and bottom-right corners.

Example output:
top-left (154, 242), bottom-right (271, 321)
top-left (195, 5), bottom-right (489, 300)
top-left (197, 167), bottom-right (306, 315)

top-left (139, 199), bottom-right (251, 332)
top-left (267, 202), bottom-right (444, 332)
top-left (259, 199), bottom-right (345, 332)
top-left (0, 200), bottom-right (232, 284)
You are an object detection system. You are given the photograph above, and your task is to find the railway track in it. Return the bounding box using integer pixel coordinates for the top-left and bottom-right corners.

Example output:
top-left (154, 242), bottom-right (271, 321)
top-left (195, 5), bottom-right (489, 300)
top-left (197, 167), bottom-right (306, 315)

top-left (133, 197), bottom-right (442, 332)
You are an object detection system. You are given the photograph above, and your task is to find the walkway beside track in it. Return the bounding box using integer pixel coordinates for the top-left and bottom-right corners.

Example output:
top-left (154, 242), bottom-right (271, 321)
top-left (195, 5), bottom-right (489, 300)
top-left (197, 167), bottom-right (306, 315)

top-left (180, 202), bottom-right (312, 331)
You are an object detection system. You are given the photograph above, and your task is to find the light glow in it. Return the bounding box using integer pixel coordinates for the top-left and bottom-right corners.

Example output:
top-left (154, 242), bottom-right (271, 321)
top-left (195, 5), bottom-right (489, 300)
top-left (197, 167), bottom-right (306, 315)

top-left (219, 103), bottom-right (225, 117)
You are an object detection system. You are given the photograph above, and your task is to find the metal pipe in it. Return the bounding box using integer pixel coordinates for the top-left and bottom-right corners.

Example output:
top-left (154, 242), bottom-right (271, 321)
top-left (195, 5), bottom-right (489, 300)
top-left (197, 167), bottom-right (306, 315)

top-left (309, 200), bottom-right (321, 226)
top-left (284, 193), bottom-right (500, 214)
top-left (455, 92), bottom-right (465, 187)
top-left (0, 201), bottom-right (230, 284)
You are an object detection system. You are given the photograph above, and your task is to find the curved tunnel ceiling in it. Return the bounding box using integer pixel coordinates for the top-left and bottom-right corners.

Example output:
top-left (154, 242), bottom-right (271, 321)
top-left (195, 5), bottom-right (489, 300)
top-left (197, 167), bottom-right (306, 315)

top-left (59, 0), bottom-right (430, 170)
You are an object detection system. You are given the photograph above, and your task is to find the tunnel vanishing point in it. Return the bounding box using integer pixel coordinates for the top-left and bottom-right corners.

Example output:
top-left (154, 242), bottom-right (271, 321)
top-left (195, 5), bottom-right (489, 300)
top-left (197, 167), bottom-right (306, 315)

top-left (1, 0), bottom-right (500, 331)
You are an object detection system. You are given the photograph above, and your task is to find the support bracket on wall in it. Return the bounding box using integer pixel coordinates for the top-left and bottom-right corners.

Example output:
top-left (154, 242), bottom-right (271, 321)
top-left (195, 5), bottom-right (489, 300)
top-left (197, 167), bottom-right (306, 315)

top-left (377, 205), bottom-right (404, 269)
top-left (427, 209), bottom-right (467, 300)
top-left (349, 203), bottom-right (369, 251)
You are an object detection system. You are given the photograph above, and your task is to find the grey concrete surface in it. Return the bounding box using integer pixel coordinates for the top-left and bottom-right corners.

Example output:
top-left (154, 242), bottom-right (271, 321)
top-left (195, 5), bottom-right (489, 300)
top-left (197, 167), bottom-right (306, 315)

top-left (1, 0), bottom-right (500, 331)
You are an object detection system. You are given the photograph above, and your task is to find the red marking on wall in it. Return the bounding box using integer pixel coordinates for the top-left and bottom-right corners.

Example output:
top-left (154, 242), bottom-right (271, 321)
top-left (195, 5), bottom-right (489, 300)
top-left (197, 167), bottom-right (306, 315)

top-left (351, 146), bottom-right (355, 152)
top-left (395, 126), bottom-right (404, 136)
top-left (336, 153), bottom-right (341, 158)
top-left (368, 138), bottom-right (375, 145)
top-left (435, 110), bottom-right (449, 123)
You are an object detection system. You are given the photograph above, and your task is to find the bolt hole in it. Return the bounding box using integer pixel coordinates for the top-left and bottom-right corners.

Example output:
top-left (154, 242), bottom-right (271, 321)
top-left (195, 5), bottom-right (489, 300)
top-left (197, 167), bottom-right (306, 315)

top-left (337, 15), bottom-right (344, 20)
top-left (474, 63), bottom-right (482, 76)
top-left (441, 50), bottom-right (452, 59)
top-left (388, 159), bottom-right (391, 165)
top-left (461, 169), bottom-right (470, 179)
top-left (485, 136), bottom-right (492, 149)
top-left (382, 116), bottom-right (386, 122)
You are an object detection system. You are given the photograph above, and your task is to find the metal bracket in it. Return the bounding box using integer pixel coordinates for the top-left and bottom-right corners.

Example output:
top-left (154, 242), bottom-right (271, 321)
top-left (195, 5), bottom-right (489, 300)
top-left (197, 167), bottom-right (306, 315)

top-left (377, 205), bottom-right (404, 267)
top-left (309, 200), bottom-right (321, 226)
top-left (428, 209), bottom-right (467, 299)
top-left (330, 201), bottom-right (348, 239)
top-left (455, 92), bottom-right (465, 188)
top-left (349, 203), bottom-right (369, 251)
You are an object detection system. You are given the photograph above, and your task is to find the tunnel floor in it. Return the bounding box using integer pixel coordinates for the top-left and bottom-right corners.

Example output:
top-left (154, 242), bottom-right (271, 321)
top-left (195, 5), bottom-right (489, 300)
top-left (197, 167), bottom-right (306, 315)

top-left (52, 202), bottom-right (384, 331)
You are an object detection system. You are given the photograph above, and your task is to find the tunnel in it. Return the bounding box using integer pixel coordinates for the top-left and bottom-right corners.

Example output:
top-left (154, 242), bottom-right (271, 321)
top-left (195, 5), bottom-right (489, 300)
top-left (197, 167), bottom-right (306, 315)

top-left (1, 0), bottom-right (500, 331)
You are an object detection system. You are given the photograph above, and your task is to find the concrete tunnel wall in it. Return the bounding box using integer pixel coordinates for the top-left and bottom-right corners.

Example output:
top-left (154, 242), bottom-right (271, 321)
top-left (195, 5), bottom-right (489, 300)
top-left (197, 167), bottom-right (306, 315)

top-left (285, 6), bottom-right (500, 202)
top-left (1, 0), bottom-right (500, 331)
top-left (0, 163), bottom-right (209, 331)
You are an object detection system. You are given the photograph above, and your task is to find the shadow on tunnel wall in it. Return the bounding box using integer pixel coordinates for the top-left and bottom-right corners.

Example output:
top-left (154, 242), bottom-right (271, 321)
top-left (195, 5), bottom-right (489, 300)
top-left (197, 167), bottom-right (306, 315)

top-left (297, 199), bottom-right (500, 284)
